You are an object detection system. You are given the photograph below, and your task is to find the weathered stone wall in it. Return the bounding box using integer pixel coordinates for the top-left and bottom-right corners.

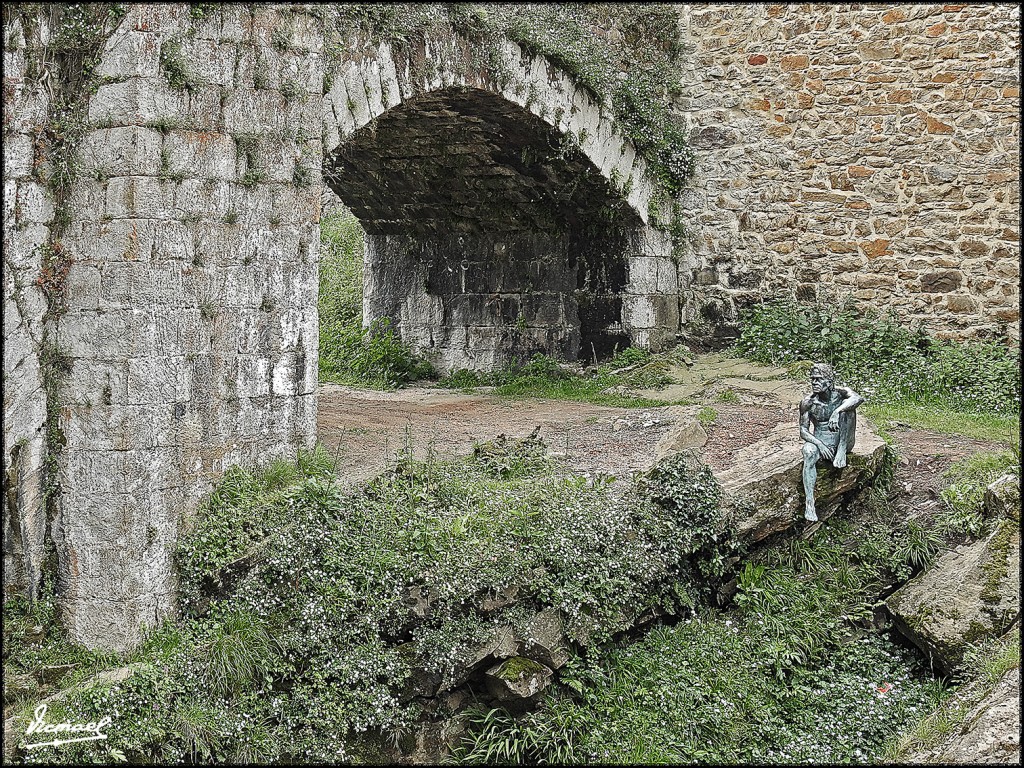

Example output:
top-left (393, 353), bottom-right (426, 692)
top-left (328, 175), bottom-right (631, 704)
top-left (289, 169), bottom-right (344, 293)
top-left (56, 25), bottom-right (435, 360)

top-left (3, 4), bottom-right (322, 648)
top-left (3, 15), bottom-right (52, 602)
top-left (675, 2), bottom-right (1020, 343)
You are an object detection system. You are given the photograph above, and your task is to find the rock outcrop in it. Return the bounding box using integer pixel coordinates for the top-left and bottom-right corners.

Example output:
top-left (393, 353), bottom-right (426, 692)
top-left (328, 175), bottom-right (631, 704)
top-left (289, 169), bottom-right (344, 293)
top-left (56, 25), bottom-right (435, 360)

top-left (984, 473), bottom-right (1021, 520)
top-left (886, 520), bottom-right (1021, 675)
top-left (906, 666), bottom-right (1021, 764)
top-left (714, 419), bottom-right (888, 544)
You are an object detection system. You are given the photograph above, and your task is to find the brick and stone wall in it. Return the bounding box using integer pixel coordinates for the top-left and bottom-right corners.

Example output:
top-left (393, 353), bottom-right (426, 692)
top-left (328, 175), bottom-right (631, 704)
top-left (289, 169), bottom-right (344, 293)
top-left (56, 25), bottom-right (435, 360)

top-left (674, 2), bottom-right (1020, 343)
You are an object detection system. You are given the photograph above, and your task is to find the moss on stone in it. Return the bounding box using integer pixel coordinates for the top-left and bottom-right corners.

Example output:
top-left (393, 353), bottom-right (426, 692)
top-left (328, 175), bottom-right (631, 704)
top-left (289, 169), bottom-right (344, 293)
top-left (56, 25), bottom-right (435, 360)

top-left (980, 517), bottom-right (1015, 605)
top-left (495, 656), bottom-right (546, 681)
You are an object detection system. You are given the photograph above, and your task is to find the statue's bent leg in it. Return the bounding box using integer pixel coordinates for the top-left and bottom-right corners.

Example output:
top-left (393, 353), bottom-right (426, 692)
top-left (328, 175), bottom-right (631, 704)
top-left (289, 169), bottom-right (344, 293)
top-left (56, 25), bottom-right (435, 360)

top-left (802, 442), bottom-right (820, 521)
top-left (834, 411), bottom-right (856, 468)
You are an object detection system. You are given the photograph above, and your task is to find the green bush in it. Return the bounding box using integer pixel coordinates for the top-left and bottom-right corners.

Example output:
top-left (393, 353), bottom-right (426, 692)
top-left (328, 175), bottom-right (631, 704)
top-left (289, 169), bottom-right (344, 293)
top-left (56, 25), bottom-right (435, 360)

top-left (455, 516), bottom-right (944, 765)
top-left (735, 300), bottom-right (1020, 414)
top-left (19, 444), bottom-right (729, 763)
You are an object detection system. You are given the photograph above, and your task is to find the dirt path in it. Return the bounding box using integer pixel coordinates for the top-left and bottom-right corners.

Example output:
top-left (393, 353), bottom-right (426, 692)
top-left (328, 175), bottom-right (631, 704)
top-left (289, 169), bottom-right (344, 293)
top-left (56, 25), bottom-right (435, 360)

top-left (317, 384), bottom-right (688, 485)
top-left (316, 355), bottom-right (1010, 505)
top-left (883, 425), bottom-right (1010, 524)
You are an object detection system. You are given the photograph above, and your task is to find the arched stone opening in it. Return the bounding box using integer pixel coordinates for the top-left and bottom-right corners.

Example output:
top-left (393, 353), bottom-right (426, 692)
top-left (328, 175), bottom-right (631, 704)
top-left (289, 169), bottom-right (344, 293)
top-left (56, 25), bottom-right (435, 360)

top-left (324, 86), bottom-right (644, 371)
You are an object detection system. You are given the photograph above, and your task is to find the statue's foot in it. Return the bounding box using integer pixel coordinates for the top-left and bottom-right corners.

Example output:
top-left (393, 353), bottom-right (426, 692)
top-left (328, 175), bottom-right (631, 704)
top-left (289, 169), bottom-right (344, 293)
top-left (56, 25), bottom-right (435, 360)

top-left (833, 452), bottom-right (847, 469)
top-left (804, 507), bottom-right (818, 522)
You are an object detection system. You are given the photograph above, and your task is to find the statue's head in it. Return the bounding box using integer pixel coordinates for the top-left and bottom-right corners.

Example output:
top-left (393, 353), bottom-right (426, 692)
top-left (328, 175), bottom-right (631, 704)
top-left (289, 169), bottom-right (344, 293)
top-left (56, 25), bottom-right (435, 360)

top-left (809, 362), bottom-right (835, 394)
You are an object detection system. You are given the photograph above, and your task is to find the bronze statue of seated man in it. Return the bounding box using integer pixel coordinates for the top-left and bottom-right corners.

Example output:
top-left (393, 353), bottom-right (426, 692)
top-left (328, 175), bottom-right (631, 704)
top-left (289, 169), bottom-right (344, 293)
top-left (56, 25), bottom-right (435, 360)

top-left (799, 362), bottom-right (864, 522)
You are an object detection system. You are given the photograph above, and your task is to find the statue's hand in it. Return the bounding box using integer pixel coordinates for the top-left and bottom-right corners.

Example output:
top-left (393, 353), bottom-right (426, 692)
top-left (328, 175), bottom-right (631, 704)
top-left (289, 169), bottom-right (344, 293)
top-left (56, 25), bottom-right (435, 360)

top-left (827, 411), bottom-right (841, 430)
top-left (819, 444), bottom-right (835, 461)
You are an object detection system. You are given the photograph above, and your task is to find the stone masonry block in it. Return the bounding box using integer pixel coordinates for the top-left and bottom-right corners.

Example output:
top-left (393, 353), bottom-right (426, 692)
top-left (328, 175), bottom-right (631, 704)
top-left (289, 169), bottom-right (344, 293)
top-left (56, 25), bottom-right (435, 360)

top-left (377, 42), bottom-right (402, 109)
top-left (65, 264), bottom-right (103, 311)
top-left (360, 58), bottom-right (386, 120)
top-left (165, 130), bottom-right (237, 180)
top-left (105, 176), bottom-right (177, 219)
top-left (174, 179), bottom-right (233, 221)
top-left (77, 126), bottom-right (163, 177)
top-left (15, 181), bottom-right (54, 224)
top-left (235, 356), bottom-right (272, 398)
top-left (87, 78), bottom-right (178, 127)
top-left (4, 133), bottom-right (34, 178)
top-left (622, 294), bottom-right (656, 329)
top-left (341, 63), bottom-right (372, 130)
top-left (126, 356), bottom-right (189, 405)
top-left (627, 256), bottom-right (660, 293)
top-left (58, 310), bottom-right (128, 358)
top-left (72, 220), bottom-right (156, 266)
top-left (656, 258), bottom-right (680, 293)
top-left (178, 38), bottom-right (238, 88)
top-left (95, 30), bottom-right (161, 80)
top-left (222, 88), bottom-right (288, 134)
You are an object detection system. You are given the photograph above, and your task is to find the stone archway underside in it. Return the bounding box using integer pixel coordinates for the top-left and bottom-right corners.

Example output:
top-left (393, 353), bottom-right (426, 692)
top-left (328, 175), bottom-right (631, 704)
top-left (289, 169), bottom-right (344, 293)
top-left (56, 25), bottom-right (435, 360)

top-left (326, 87), bottom-right (644, 370)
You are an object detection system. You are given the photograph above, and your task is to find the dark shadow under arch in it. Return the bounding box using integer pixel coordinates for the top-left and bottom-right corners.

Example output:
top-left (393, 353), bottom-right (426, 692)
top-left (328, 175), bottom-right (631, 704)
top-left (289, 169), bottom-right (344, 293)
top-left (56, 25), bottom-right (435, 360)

top-left (324, 87), bottom-right (646, 371)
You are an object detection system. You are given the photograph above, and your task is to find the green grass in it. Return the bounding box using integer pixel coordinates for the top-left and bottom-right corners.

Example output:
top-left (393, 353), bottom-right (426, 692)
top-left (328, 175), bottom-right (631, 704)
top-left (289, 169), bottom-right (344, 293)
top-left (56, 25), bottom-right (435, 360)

top-left (864, 401), bottom-right (1019, 443)
top-left (454, 516), bottom-right (945, 765)
top-left (2, 589), bottom-right (121, 711)
top-left (443, 348), bottom-right (687, 408)
top-left (936, 449), bottom-right (1019, 537)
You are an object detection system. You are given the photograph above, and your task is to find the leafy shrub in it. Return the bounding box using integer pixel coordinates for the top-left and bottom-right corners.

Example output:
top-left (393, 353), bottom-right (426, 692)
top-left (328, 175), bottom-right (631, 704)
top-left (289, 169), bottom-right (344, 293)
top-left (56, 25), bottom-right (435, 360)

top-left (736, 300), bottom-right (1021, 414)
top-left (454, 514), bottom-right (946, 765)
top-left (456, 619), bottom-right (941, 765)
top-left (21, 445), bottom-right (729, 763)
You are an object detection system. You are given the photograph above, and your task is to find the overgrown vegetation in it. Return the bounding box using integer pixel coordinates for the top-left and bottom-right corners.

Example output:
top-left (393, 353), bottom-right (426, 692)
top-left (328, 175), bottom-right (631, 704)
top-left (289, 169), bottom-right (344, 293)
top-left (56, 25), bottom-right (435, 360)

top-left (883, 623), bottom-right (1020, 761)
top-left (735, 300), bottom-right (1021, 424)
top-left (937, 450), bottom-right (1020, 537)
top-left (453, 515), bottom-right (947, 764)
top-left (9, 441), bottom-right (743, 763)
top-left (318, 207), bottom-right (432, 388)
top-left (2, 584), bottom-right (119, 712)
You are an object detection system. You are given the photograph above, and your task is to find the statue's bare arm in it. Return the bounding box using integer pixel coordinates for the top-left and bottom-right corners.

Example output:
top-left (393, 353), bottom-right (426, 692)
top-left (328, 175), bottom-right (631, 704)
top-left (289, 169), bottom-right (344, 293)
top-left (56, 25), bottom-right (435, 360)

top-left (826, 386), bottom-right (864, 429)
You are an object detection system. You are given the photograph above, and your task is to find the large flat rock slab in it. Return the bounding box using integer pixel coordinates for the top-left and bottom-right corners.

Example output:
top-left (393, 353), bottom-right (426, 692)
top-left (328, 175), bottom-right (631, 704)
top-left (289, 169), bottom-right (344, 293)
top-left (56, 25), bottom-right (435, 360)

top-left (634, 353), bottom-right (800, 406)
top-left (886, 519), bottom-right (1021, 675)
top-left (712, 418), bottom-right (888, 544)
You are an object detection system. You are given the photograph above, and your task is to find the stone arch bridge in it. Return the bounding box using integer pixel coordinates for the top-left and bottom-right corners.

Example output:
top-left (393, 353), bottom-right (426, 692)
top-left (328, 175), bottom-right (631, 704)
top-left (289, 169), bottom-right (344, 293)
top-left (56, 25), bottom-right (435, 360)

top-left (4, 5), bottom-right (679, 649)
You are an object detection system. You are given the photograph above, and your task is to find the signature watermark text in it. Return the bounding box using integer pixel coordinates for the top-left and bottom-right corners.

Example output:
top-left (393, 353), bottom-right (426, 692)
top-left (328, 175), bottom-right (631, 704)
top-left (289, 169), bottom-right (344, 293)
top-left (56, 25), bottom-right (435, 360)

top-left (24, 703), bottom-right (112, 750)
